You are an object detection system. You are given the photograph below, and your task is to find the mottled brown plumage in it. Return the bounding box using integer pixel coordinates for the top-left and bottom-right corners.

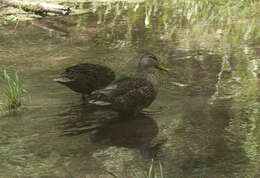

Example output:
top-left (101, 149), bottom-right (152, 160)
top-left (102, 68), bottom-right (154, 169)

top-left (54, 63), bottom-right (115, 99)
top-left (90, 53), bottom-right (168, 116)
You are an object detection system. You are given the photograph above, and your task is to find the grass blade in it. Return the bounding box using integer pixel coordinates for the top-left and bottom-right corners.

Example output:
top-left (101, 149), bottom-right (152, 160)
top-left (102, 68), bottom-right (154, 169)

top-left (148, 159), bottom-right (154, 178)
top-left (0, 69), bottom-right (28, 110)
top-left (104, 169), bottom-right (118, 178)
top-left (159, 161), bottom-right (164, 178)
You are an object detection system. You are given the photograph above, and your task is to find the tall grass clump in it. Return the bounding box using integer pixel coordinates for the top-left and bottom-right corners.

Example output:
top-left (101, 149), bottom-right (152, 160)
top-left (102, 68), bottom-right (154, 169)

top-left (0, 69), bottom-right (28, 110)
top-left (105, 159), bottom-right (165, 178)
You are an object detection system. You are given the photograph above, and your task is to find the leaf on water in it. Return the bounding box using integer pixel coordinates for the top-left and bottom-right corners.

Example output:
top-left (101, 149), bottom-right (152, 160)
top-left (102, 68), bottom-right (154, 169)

top-left (170, 81), bottom-right (189, 87)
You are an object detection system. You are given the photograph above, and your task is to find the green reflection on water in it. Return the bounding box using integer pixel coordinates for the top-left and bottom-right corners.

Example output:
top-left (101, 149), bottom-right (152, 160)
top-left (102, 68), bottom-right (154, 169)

top-left (0, 0), bottom-right (259, 177)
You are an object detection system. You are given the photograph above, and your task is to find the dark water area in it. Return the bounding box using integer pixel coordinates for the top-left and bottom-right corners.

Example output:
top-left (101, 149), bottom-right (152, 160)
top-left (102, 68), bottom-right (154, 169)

top-left (0, 1), bottom-right (259, 177)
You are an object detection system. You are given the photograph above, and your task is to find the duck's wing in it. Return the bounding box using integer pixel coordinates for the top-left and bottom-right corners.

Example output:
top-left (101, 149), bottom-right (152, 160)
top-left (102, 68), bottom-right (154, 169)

top-left (54, 64), bottom-right (95, 82)
top-left (55, 63), bottom-right (115, 84)
top-left (64, 63), bottom-right (108, 76)
top-left (92, 76), bottom-right (146, 96)
top-left (90, 77), bottom-right (155, 108)
top-left (66, 63), bottom-right (101, 73)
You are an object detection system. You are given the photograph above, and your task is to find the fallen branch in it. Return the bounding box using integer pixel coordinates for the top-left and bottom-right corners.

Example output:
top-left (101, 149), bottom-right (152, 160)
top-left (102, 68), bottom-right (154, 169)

top-left (1, 0), bottom-right (71, 15)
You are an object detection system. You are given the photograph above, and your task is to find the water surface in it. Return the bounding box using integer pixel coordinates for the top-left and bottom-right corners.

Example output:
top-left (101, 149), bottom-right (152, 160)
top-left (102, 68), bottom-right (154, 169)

top-left (0, 1), bottom-right (259, 177)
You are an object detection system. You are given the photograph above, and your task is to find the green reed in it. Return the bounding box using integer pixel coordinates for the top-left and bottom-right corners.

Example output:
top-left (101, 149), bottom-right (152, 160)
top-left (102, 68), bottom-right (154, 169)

top-left (0, 69), bottom-right (28, 110)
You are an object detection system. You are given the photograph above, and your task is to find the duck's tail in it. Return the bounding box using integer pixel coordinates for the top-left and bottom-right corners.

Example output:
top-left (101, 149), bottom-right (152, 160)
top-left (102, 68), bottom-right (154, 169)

top-left (88, 100), bottom-right (111, 106)
top-left (53, 77), bottom-right (73, 83)
top-left (89, 88), bottom-right (113, 106)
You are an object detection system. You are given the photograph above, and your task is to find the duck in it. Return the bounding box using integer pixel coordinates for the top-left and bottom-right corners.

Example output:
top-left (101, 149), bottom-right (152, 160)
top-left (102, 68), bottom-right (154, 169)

top-left (90, 53), bottom-right (168, 116)
top-left (54, 63), bottom-right (115, 100)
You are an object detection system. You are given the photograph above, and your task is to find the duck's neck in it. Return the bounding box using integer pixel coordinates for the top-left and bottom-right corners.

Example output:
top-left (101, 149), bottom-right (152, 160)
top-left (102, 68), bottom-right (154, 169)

top-left (137, 66), bottom-right (157, 87)
top-left (137, 65), bottom-right (149, 79)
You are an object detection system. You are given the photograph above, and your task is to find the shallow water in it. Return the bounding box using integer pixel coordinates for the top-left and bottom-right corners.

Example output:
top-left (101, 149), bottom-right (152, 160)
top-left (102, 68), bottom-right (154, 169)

top-left (0, 1), bottom-right (260, 178)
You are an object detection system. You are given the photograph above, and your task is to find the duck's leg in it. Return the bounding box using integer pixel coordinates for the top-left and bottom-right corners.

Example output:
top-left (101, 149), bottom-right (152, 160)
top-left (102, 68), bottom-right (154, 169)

top-left (81, 94), bottom-right (87, 104)
top-left (133, 111), bottom-right (139, 119)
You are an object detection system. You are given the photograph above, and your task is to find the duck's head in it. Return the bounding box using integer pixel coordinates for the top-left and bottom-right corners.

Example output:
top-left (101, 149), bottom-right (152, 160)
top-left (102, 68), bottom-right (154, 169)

top-left (138, 53), bottom-right (168, 72)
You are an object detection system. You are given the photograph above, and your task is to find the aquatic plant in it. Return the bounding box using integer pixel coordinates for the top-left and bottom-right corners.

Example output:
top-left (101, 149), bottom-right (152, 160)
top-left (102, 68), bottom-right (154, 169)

top-left (105, 159), bottom-right (165, 178)
top-left (0, 69), bottom-right (28, 110)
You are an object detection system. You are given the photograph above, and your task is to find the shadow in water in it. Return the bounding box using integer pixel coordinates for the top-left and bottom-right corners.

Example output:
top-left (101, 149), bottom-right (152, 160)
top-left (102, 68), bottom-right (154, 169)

top-left (90, 112), bottom-right (165, 159)
top-left (57, 103), bottom-right (117, 136)
top-left (90, 113), bottom-right (157, 145)
top-left (57, 103), bottom-right (163, 158)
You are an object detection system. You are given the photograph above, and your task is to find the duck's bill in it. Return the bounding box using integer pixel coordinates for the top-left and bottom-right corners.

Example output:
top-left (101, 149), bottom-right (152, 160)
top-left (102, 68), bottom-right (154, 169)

top-left (156, 64), bottom-right (169, 71)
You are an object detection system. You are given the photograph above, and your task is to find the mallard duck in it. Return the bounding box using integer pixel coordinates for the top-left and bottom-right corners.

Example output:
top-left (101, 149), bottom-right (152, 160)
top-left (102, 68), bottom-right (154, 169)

top-left (90, 53), bottom-right (168, 116)
top-left (54, 63), bottom-right (115, 100)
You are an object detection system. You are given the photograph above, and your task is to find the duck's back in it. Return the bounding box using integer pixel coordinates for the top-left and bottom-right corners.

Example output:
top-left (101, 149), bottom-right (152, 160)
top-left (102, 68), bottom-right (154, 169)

top-left (55, 63), bottom-right (115, 94)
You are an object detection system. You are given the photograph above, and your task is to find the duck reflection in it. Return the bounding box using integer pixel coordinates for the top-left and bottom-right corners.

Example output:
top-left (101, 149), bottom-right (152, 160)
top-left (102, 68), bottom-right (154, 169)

top-left (90, 113), bottom-right (158, 148)
top-left (57, 103), bottom-right (116, 136)
top-left (58, 103), bottom-right (162, 158)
